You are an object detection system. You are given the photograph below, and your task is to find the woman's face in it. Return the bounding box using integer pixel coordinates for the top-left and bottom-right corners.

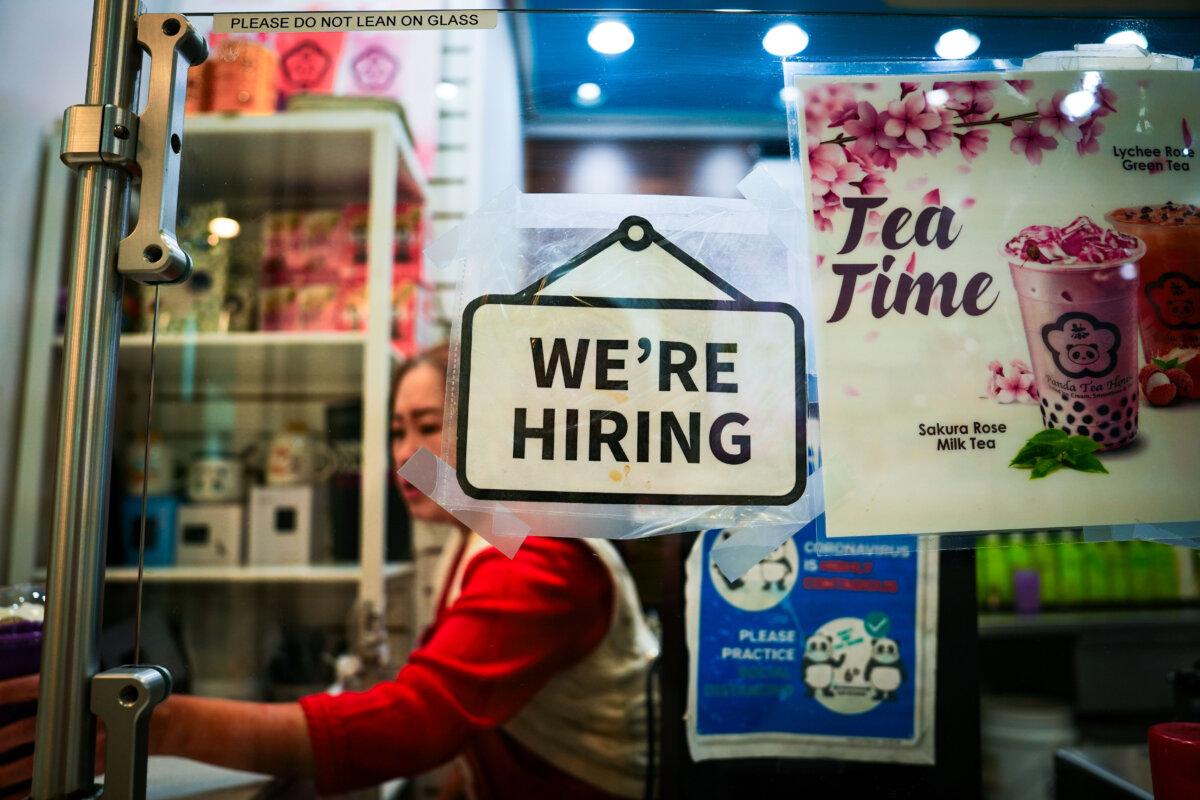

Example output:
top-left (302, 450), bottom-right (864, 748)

top-left (391, 362), bottom-right (456, 525)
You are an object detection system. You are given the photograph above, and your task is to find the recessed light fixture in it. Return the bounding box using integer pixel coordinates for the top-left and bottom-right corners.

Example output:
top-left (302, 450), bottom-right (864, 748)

top-left (575, 82), bottom-right (603, 106)
top-left (934, 29), bottom-right (981, 60)
top-left (1105, 30), bottom-right (1148, 49)
top-left (762, 23), bottom-right (809, 58)
top-left (207, 216), bottom-right (240, 239)
top-left (588, 21), bottom-right (634, 55)
top-left (435, 81), bottom-right (459, 101)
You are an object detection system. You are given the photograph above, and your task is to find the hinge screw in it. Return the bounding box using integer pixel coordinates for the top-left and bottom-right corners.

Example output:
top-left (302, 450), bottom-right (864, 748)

top-left (113, 124), bottom-right (130, 140)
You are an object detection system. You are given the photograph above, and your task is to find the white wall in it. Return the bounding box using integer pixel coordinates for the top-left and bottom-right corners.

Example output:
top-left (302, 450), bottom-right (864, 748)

top-left (0, 1), bottom-right (96, 576)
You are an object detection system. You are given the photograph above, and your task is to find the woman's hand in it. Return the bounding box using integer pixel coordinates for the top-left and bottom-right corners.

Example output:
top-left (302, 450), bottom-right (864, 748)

top-left (0, 675), bottom-right (107, 799)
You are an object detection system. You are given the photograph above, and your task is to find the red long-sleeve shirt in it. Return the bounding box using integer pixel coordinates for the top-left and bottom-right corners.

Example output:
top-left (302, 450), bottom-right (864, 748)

top-left (299, 536), bottom-right (621, 797)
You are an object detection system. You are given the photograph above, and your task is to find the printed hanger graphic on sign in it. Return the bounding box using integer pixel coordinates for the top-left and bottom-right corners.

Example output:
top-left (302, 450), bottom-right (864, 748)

top-left (457, 216), bottom-right (806, 505)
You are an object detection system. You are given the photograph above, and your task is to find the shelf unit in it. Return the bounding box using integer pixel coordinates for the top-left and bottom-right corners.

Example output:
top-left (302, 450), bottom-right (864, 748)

top-left (36, 563), bottom-right (414, 585)
top-left (10, 111), bottom-right (424, 624)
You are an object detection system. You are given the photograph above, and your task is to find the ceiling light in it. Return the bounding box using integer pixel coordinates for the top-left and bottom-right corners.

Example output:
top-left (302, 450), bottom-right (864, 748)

top-left (1105, 30), bottom-right (1148, 49)
top-left (435, 81), bottom-right (459, 101)
top-left (575, 82), bottom-right (602, 106)
top-left (207, 216), bottom-right (240, 239)
top-left (762, 23), bottom-right (809, 58)
top-left (588, 21), bottom-right (634, 55)
top-left (934, 29), bottom-right (980, 60)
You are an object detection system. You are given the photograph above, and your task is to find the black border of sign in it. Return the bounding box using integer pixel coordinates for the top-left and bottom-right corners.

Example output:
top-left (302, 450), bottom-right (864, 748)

top-left (455, 215), bottom-right (807, 507)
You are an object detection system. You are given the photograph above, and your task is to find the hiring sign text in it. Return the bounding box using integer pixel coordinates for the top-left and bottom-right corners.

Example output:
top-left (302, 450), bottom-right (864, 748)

top-left (456, 217), bottom-right (805, 505)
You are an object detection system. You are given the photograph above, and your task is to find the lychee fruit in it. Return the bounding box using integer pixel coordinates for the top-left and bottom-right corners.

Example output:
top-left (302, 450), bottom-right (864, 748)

top-left (1184, 357), bottom-right (1200, 399)
top-left (1139, 363), bottom-right (1160, 388)
top-left (1166, 368), bottom-right (1195, 400)
top-left (1145, 371), bottom-right (1177, 406)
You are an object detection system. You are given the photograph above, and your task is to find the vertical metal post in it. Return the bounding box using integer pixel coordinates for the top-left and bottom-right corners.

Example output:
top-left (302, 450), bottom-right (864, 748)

top-left (33, 0), bottom-right (141, 795)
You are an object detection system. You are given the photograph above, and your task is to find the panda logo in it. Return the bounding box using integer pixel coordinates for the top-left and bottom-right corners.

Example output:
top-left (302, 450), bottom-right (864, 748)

top-left (1145, 272), bottom-right (1200, 330)
top-left (1065, 342), bottom-right (1100, 367)
top-left (864, 637), bottom-right (906, 702)
top-left (1042, 312), bottom-right (1121, 380)
top-left (802, 634), bottom-right (845, 698)
top-left (709, 532), bottom-right (799, 612)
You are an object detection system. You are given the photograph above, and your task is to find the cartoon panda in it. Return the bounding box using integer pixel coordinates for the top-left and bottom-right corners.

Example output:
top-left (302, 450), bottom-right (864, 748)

top-left (802, 634), bottom-right (844, 698)
top-left (757, 546), bottom-right (794, 591)
top-left (864, 637), bottom-right (906, 702)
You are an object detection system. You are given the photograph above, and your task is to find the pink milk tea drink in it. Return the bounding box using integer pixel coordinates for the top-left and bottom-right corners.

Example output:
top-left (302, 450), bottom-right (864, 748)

top-left (1107, 203), bottom-right (1200, 361)
top-left (1005, 217), bottom-right (1145, 451)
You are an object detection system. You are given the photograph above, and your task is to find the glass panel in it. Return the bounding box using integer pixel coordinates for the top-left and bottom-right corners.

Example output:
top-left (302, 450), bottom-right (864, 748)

top-left (3, 6), bottom-right (1199, 799)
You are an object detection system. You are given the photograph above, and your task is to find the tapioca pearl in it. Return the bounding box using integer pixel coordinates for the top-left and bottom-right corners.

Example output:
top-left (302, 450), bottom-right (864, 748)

top-left (1049, 413), bottom-right (1059, 424)
top-left (1120, 396), bottom-right (1128, 407)
top-left (1073, 401), bottom-right (1085, 412)
top-left (1061, 393), bottom-right (1069, 402)
top-left (1124, 420), bottom-right (1133, 430)
top-left (1092, 432), bottom-right (1105, 442)
top-left (1041, 397), bottom-right (1049, 407)
top-left (1077, 426), bottom-right (1090, 436)
top-left (1098, 404), bottom-right (1110, 415)
top-left (1082, 414), bottom-right (1094, 424)
top-left (1067, 414), bottom-right (1076, 423)
top-left (1111, 410), bottom-right (1122, 421)
top-left (1054, 402), bottom-right (1063, 411)
top-left (1061, 425), bottom-right (1072, 434)
top-left (1098, 420), bottom-right (1110, 430)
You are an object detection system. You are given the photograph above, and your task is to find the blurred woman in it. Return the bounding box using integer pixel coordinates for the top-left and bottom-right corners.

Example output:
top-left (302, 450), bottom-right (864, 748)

top-left (0, 344), bottom-right (658, 799)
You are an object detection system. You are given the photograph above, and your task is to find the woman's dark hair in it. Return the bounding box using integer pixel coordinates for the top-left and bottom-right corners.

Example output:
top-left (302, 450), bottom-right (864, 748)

top-left (390, 342), bottom-right (451, 407)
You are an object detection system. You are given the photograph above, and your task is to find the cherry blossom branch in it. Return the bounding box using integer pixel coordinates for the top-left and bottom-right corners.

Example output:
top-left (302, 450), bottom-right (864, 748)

top-left (818, 110), bottom-right (1040, 145)
top-left (954, 110), bottom-right (1038, 129)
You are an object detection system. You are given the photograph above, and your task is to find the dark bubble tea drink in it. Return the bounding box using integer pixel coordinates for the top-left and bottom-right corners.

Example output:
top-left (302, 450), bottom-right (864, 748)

top-left (1108, 203), bottom-right (1200, 361)
top-left (1005, 217), bottom-right (1145, 451)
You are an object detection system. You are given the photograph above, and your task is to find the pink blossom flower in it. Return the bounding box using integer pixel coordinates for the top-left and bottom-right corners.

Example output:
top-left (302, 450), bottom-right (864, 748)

top-left (805, 83), bottom-right (857, 135)
top-left (985, 363), bottom-right (1038, 404)
top-left (924, 108), bottom-right (955, 154)
top-left (843, 102), bottom-right (897, 157)
top-left (852, 169), bottom-right (888, 196)
top-left (1095, 84), bottom-right (1117, 116)
top-left (1010, 119), bottom-right (1058, 165)
top-left (828, 100), bottom-right (859, 127)
top-left (1037, 90), bottom-right (1082, 142)
top-left (922, 188), bottom-right (941, 206)
top-left (1005, 79), bottom-right (1034, 95)
top-left (1183, 117), bottom-right (1193, 150)
top-left (1076, 118), bottom-right (1104, 156)
top-left (1010, 358), bottom-right (1032, 374)
top-left (957, 128), bottom-right (989, 160)
top-left (900, 81), bottom-right (920, 99)
top-left (812, 190), bottom-right (840, 232)
top-left (808, 143), bottom-right (865, 196)
top-left (933, 80), bottom-right (998, 120)
top-left (883, 92), bottom-right (942, 149)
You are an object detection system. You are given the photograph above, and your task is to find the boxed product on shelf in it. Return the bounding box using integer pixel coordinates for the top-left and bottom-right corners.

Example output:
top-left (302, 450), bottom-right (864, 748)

top-left (275, 32), bottom-right (345, 100)
top-left (142, 201), bottom-right (230, 333)
top-left (207, 36), bottom-right (278, 114)
top-left (258, 203), bottom-right (425, 335)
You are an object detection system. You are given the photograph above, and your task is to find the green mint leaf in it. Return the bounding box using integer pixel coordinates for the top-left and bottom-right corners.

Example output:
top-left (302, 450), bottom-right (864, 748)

top-left (1031, 457), bottom-right (1063, 479)
top-left (1064, 435), bottom-right (1101, 456)
top-left (1069, 452), bottom-right (1109, 474)
top-left (1152, 357), bottom-right (1181, 370)
top-left (1011, 442), bottom-right (1059, 467)
top-left (1029, 429), bottom-right (1070, 445)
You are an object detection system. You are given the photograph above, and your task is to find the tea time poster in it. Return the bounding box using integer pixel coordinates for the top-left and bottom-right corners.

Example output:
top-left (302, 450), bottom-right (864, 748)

top-left (795, 70), bottom-right (1200, 538)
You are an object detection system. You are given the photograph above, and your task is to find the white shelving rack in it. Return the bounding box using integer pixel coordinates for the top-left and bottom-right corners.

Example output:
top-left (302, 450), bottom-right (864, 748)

top-left (9, 110), bottom-right (424, 625)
